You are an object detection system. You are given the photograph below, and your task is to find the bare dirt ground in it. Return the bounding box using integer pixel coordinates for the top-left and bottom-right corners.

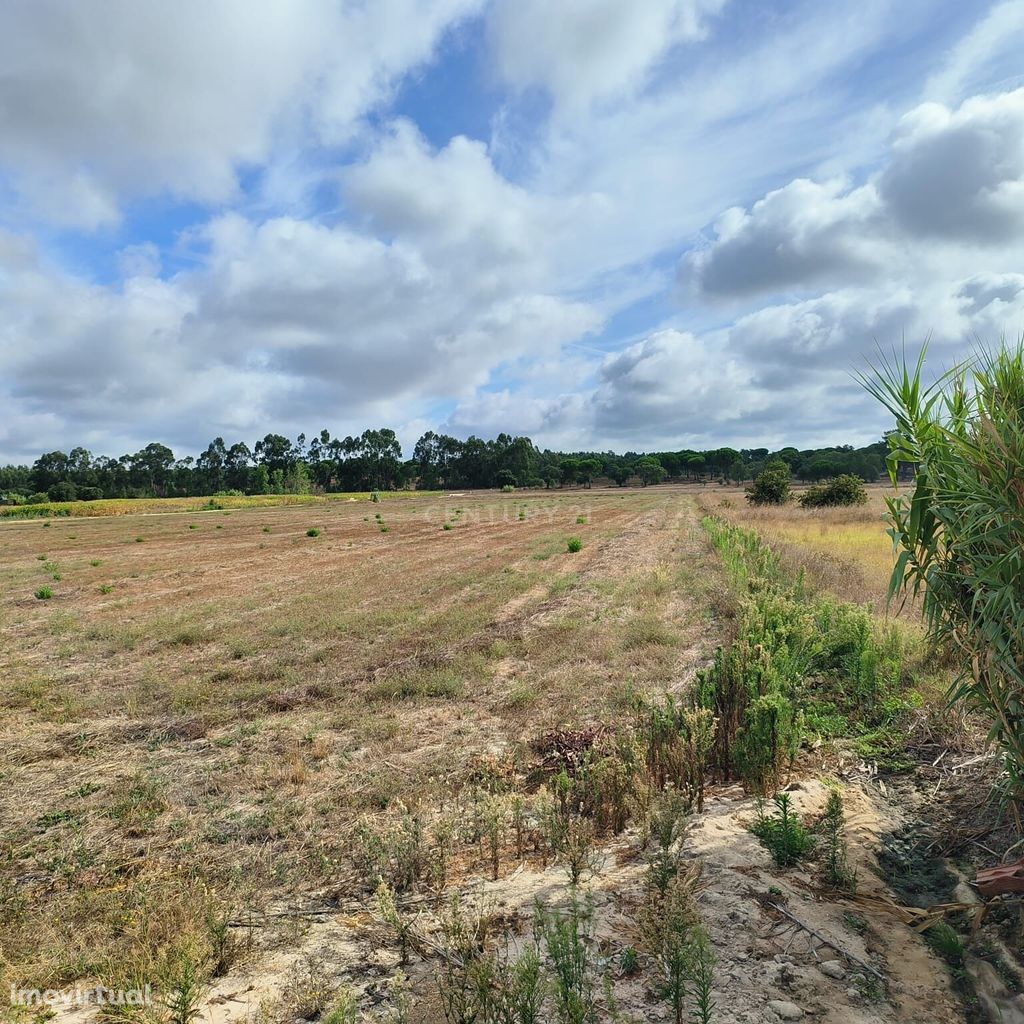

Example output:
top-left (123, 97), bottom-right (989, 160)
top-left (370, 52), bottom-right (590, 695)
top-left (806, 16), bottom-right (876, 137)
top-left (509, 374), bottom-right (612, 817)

top-left (0, 486), bottom-right (973, 1023)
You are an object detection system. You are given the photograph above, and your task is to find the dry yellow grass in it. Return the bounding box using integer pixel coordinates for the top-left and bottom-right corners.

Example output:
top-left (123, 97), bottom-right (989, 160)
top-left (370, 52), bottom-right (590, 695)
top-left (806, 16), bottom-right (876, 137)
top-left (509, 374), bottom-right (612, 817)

top-left (697, 483), bottom-right (903, 613)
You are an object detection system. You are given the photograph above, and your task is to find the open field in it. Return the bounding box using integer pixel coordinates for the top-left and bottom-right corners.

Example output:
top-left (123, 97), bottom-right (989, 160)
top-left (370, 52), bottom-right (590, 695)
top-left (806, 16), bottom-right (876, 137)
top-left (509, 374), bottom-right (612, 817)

top-left (0, 489), bottom-right (727, 1001)
top-left (0, 486), bottom-right (998, 1024)
top-left (0, 491), bottom-right (441, 520)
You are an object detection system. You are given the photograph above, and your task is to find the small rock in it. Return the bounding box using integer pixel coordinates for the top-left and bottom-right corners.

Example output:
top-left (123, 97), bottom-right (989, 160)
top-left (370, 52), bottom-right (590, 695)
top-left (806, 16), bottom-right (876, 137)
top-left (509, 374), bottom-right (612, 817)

top-left (819, 960), bottom-right (846, 980)
top-left (846, 987), bottom-right (862, 1003)
top-left (768, 1001), bottom-right (804, 1020)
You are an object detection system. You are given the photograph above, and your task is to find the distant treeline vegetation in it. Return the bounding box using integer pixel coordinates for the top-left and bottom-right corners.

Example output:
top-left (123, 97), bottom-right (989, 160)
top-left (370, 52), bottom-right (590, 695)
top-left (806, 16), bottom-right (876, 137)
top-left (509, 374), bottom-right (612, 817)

top-left (0, 428), bottom-right (888, 503)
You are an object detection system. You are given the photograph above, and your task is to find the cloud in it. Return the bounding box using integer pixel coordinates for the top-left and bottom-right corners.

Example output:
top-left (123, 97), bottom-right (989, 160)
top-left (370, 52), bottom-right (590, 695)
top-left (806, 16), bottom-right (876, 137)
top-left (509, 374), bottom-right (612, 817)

top-left (878, 90), bottom-right (1024, 242)
top-left (487, 0), bottom-right (725, 111)
top-left (592, 328), bottom-right (755, 437)
top-left (687, 179), bottom-right (884, 298)
top-left (6, 3), bottom-right (1024, 463)
top-left (0, 122), bottom-right (606, 458)
top-left (689, 89), bottom-right (1024, 299)
top-left (0, 0), bottom-right (481, 226)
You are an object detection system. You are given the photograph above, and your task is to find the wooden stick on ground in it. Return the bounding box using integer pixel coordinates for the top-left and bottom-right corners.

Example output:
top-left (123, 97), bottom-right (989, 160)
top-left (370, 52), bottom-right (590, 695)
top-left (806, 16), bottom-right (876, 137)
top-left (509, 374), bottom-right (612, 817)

top-left (767, 902), bottom-right (886, 983)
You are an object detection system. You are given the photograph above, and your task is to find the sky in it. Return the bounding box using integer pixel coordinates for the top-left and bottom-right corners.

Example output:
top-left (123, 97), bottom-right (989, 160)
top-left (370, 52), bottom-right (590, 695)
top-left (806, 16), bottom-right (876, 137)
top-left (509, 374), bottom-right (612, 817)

top-left (2, 0), bottom-right (1024, 463)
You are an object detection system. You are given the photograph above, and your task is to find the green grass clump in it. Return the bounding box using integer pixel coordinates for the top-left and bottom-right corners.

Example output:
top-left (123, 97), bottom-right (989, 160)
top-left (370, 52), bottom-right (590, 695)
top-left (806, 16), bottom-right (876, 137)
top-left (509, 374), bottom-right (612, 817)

top-left (263, 527), bottom-right (271, 533)
top-left (442, 523), bottom-right (453, 531)
top-left (567, 536), bottom-right (583, 553)
top-left (306, 528), bottom-right (321, 537)
top-left (90, 559), bottom-right (101, 567)
top-left (36, 553), bottom-right (46, 560)
top-left (135, 537), bottom-right (145, 543)
top-left (35, 586), bottom-right (54, 600)
top-left (576, 516), bottom-right (587, 524)
top-left (99, 584), bottom-right (113, 595)
top-left (188, 523), bottom-right (198, 530)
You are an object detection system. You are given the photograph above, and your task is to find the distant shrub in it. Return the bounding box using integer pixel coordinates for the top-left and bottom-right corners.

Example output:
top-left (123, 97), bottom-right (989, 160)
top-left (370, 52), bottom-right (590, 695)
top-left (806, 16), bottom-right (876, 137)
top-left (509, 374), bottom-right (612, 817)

top-left (35, 586), bottom-right (53, 600)
top-left (78, 486), bottom-right (103, 501)
top-left (380, 525), bottom-right (390, 533)
top-left (188, 523), bottom-right (198, 530)
top-left (370, 491), bottom-right (381, 503)
top-left (90, 560), bottom-right (101, 567)
top-left (501, 484), bottom-right (516, 493)
top-left (576, 515), bottom-right (587, 524)
top-left (212, 489), bottom-right (244, 497)
top-left (100, 584), bottom-right (113, 595)
top-left (306, 527), bottom-right (321, 537)
top-left (27, 492), bottom-right (50, 505)
top-left (567, 536), bottom-right (583, 553)
top-left (263, 526), bottom-right (271, 533)
top-left (746, 464), bottom-right (791, 506)
top-left (442, 523), bottom-right (453, 531)
top-left (48, 481), bottom-right (77, 502)
top-left (135, 537), bottom-right (145, 543)
top-left (799, 474), bottom-right (868, 508)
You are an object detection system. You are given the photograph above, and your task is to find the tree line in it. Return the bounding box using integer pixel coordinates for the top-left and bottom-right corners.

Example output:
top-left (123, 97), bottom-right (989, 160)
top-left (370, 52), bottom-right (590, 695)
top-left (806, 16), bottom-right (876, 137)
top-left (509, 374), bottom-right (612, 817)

top-left (0, 427), bottom-right (889, 503)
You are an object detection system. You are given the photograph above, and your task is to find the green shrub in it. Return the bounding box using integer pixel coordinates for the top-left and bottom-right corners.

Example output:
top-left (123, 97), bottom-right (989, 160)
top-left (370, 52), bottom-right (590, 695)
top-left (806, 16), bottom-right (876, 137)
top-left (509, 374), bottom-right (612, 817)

top-left (134, 536), bottom-right (144, 543)
top-left (567, 536), bottom-right (583, 553)
top-left (751, 792), bottom-right (814, 867)
top-left (35, 586), bottom-right (53, 600)
top-left (865, 344), bottom-right (1024, 800)
top-left (370, 491), bottom-right (381, 503)
top-left (699, 514), bottom-right (905, 788)
top-left (799, 474), bottom-right (868, 508)
top-left (536, 895), bottom-right (599, 1024)
top-left (576, 516), bottom-right (587, 524)
top-left (746, 462), bottom-right (792, 506)
top-left (100, 584), bottom-right (113, 595)
top-left (501, 484), bottom-right (516, 492)
top-left (734, 692), bottom-right (803, 795)
top-left (306, 528), bottom-right (320, 537)
top-left (820, 788), bottom-right (857, 893)
top-left (442, 522), bottom-right (453, 530)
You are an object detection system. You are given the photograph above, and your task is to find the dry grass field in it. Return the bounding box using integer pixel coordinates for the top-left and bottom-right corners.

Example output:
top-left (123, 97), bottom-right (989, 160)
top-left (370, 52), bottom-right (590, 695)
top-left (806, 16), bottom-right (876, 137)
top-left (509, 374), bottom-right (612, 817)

top-left (0, 486), bottom-right (987, 1024)
top-left (697, 483), bottom-right (904, 613)
top-left (0, 492), bottom-right (431, 521)
top-left (0, 488), bottom-right (730, 1003)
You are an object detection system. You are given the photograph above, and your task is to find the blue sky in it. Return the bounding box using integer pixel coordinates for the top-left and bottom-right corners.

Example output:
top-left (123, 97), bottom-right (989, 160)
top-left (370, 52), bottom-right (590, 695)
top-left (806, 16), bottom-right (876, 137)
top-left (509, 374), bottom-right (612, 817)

top-left (2, 0), bottom-right (1024, 462)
